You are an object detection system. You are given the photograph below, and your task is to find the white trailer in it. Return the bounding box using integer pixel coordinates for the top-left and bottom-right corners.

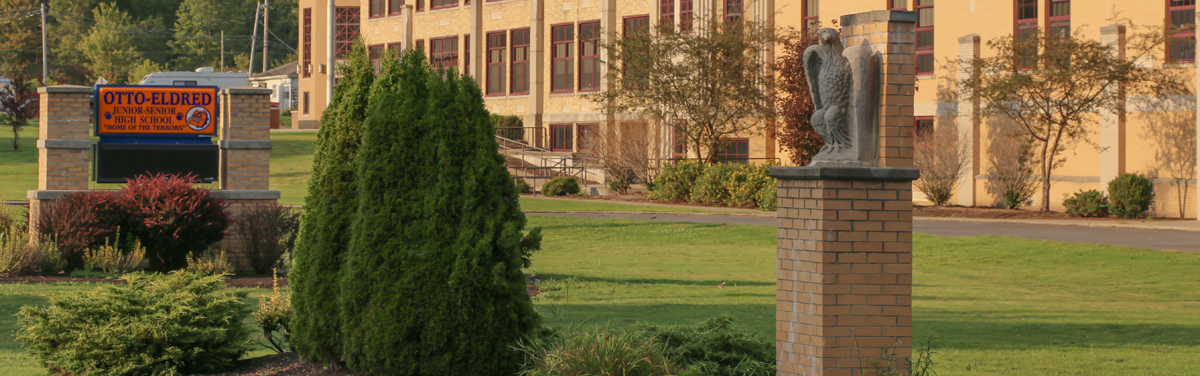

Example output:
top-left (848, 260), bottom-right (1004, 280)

top-left (137, 68), bottom-right (249, 90)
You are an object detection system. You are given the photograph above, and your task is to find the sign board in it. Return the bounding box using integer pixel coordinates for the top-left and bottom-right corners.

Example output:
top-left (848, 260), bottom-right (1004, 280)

top-left (94, 143), bottom-right (219, 183)
top-left (94, 85), bottom-right (219, 137)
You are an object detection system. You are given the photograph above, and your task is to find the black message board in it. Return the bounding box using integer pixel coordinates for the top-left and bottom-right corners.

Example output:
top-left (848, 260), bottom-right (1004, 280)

top-left (94, 143), bottom-right (219, 183)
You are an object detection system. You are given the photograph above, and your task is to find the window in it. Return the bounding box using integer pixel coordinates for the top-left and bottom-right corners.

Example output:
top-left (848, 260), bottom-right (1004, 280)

top-left (388, 42), bottom-right (403, 57)
top-left (914, 117), bottom-right (934, 140)
top-left (415, 39), bottom-right (425, 56)
top-left (464, 34), bottom-right (470, 74)
top-left (369, 44), bottom-right (384, 74)
top-left (1169, 0), bottom-right (1196, 62)
top-left (623, 16), bottom-right (651, 88)
top-left (915, 0), bottom-right (933, 75)
top-left (725, 0), bottom-right (743, 26)
top-left (303, 92), bottom-right (310, 115)
top-left (416, 0), bottom-right (423, 12)
top-left (625, 16), bottom-right (650, 36)
top-left (512, 29), bottom-right (530, 94)
top-left (389, 0), bottom-right (401, 15)
top-left (335, 7), bottom-right (360, 58)
top-left (551, 124), bottom-right (574, 151)
top-left (431, 37), bottom-right (458, 70)
top-left (580, 22), bottom-right (601, 91)
top-left (173, 80), bottom-right (198, 86)
top-left (1015, 0), bottom-right (1038, 68)
top-left (487, 32), bottom-right (506, 95)
top-left (802, 0), bottom-right (819, 34)
top-left (673, 126), bottom-right (687, 158)
top-left (432, 0), bottom-right (456, 10)
top-left (552, 24), bottom-right (574, 93)
top-left (680, 0), bottom-right (694, 33)
top-left (303, 8), bottom-right (311, 78)
top-left (889, 0), bottom-right (907, 10)
top-left (660, 0), bottom-right (674, 32)
top-left (370, 0), bottom-right (385, 17)
top-left (577, 124), bottom-right (597, 151)
top-left (715, 138), bottom-right (749, 163)
top-left (1046, 0), bottom-right (1069, 38)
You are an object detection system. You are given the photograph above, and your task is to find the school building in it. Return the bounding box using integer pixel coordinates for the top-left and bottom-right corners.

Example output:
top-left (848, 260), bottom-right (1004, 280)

top-left (294, 0), bottom-right (1199, 218)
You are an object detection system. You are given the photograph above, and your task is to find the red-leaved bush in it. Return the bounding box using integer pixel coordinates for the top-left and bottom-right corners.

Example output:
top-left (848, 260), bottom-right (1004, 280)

top-left (36, 191), bottom-right (129, 270)
top-left (123, 173), bottom-right (229, 272)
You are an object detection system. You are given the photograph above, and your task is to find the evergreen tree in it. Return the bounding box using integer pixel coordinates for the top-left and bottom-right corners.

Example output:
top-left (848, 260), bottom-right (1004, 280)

top-left (338, 51), bottom-right (539, 375)
top-left (80, 3), bottom-right (147, 83)
top-left (0, 0), bottom-right (43, 76)
top-left (289, 42), bottom-right (375, 363)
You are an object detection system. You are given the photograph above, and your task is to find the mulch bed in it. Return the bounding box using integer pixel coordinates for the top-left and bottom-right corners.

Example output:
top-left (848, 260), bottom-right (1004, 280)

top-left (914, 205), bottom-right (1190, 221)
top-left (191, 353), bottom-right (356, 376)
top-left (0, 275), bottom-right (288, 288)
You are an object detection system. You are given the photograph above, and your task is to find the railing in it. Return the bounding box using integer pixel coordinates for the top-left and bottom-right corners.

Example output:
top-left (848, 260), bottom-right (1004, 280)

top-left (496, 134), bottom-right (602, 192)
top-left (496, 127), bottom-right (546, 149)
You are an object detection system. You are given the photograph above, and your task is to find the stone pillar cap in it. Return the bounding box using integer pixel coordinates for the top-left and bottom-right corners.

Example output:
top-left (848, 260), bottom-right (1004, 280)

top-left (840, 10), bottom-right (919, 28)
top-left (769, 166), bottom-right (921, 181)
top-left (221, 86), bottom-right (273, 95)
top-left (37, 85), bottom-right (92, 94)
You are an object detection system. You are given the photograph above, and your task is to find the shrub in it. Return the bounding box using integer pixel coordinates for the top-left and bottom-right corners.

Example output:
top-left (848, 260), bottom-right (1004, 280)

top-left (515, 177), bottom-right (532, 194)
top-left (519, 329), bottom-right (679, 376)
top-left (254, 270), bottom-right (292, 354)
top-left (122, 173), bottom-right (229, 272)
top-left (542, 176), bottom-right (581, 196)
top-left (17, 271), bottom-right (253, 375)
top-left (338, 50), bottom-right (539, 375)
top-left (35, 190), bottom-right (129, 270)
top-left (185, 248), bottom-right (235, 276)
top-left (82, 236), bottom-right (147, 275)
top-left (607, 171), bottom-right (634, 195)
top-left (649, 160), bottom-right (706, 202)
top-left (985, 133), bottom-right (1038, 209)
top-left (724, 164), bottom-right (775, 209)
top-left (690, 163), bottom-right (741, 205)
top-left (1108, 173), bottom-right (1155, 219)
top-left (0, 222), bottom-right (60, 276)
top-left (1063, 190), bottom-right (1108, 217)
top-left (915, 123), bottom-right (970, 206)
top-left (636, 315), bottom-right (774, 376)
top-left (290, 41), bottom-right (376, 362)
top-left (757, 182), bottom-right (777, 211)
top-left (232, 203), bottom-right (301, 275)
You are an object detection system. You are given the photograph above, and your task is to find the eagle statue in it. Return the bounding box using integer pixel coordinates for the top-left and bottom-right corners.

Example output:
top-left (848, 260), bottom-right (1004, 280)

top-left (802, 27), bottom-right (879, 166)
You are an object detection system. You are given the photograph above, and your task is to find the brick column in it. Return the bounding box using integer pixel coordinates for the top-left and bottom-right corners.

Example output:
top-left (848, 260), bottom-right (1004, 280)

top-left (217, 86), bottom-right (280, 271)
top-left (771, 167), bottom-right (920, 376)
top-left (28, 85), bottom-right (93, 240)
top-left (840, 10), bottom-right (918, 169)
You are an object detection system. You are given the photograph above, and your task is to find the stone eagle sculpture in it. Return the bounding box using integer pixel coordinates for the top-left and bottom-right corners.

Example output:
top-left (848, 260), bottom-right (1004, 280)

top-left (803, 27), bottom-right (880, 166)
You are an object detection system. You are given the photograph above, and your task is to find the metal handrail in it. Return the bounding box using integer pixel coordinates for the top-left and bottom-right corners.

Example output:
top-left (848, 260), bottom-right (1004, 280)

top-left (495, 134), bottom-right (602, 188)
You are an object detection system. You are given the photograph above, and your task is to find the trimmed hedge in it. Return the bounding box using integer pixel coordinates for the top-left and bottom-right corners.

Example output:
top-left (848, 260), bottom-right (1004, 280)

top-left (1107, 173), bottom-right (1154, 219)
top-left (542, 176), bottom-right (581, 196)
top-left (1063, 190), bottom-right (1108, 218)
top-left (649, 160), bottom-right (706, 202)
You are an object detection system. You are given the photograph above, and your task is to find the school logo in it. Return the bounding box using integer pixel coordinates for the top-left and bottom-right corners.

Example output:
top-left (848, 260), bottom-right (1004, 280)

top-left (184, 106), bottom-right (212, 131)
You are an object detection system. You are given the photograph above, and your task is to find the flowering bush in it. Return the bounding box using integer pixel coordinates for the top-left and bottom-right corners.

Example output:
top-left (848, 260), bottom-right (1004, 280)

top-left (123, 173), bottom-right (229, 272)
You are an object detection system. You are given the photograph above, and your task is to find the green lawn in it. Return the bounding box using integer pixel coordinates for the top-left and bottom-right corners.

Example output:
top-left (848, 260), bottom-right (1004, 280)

top-left (519, 197), bottom-right (744, 213)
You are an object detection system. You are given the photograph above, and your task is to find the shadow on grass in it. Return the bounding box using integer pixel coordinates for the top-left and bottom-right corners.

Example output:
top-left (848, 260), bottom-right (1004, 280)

top-left (535, 302), bottom-right (776, 335)
top-left (535, 273), bottom-right (774, 287)
top-left (916, 316), bottom-right (1200, 350)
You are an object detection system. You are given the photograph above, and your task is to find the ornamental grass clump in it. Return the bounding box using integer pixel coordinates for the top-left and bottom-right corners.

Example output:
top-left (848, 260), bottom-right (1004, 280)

top-left (254, 269), bottom-right (292, 354)
top-left (17, 271), bottom-right (253, 376)
top-left (81, 235), bottom-right (147, 275)
top-left (519, 329), bottom-right (679, 376)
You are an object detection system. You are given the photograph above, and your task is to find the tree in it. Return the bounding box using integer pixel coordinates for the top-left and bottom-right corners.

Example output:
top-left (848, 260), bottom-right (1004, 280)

top-left (961, 25), bottom-right (1176, 211)
top-left (338, 50), bottom-right (539, 375)
top-left (580, 123), bottom-right (660, 194)
top-left (914, 123), bottom-right (970, 206)
top-left (595, 13), bottom-right (775, 164)
top-left (80, 3), bottom-right (148, 84)
top-left (0, 0), bottom-right (42, 77)
top-left (170, 0), bottom-right (257, 70)
top-left (0, 74), bottom-right (39, 151)
top-left (48, 0), bottom-right (101, 84)
top-left (774, 27), bottom-right (823, 166)
top-left (290, 42), bottom-right (373, 363)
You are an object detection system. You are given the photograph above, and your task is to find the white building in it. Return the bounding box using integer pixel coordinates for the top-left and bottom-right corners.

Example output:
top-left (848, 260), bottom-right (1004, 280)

top-left (250, 61), bottom-right (299, 110)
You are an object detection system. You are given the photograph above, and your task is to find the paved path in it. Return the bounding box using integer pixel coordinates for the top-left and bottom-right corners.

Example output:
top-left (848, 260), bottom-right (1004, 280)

top-left (530, 213), bottom-right (1200, 252)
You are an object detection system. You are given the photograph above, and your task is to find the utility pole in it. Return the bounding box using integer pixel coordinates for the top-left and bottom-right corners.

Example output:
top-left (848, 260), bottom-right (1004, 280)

top-left (220, 31), bottom-right (225, 71)
top-left (263, 0), bottom-right (269, 73)
top-left (41, 3), bottom-right (47, 82)
top-left (249, 1), bottom-right (261, 74)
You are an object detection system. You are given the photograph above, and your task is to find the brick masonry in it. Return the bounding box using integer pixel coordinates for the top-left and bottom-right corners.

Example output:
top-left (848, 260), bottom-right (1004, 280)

top-left (841, 11), bottom-right (917, 169)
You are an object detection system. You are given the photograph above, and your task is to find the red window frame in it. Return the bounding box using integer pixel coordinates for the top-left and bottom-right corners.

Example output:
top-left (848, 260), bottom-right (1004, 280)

top-left (389, 0), bottom-right (401, 15)
top-left (1169, 0), bottom-right (1196, 63)
top-left (415, 39), bottom-right (425, 56)
top-left (303, 92), bottom-right (310, 114)
top-left (486, 31), bottom-right (506, 95)
top-left (416, 0), bottom-right (423, 12)
top-left (680, 0), bottom-right (694, 33)
top-left (715, 138), bottom-right (750, 163)
top-left (551, 124), bottom-right (574, 152)
top-left (464, 34), bottom-right (470, 74)
top-left (369, 44), bottom-right (384, 74)
top-left (431, 0), bottom-right (457, 10)
top-left (1014, 0), bottom-right (1038, 69)
top-left (369, 0), bottom-right (385, 18)
top-left (724, 0), bottom-right (743, 27)
top-left (623, 16), bottom-right (651, 88)
top-left (915, 0), bottom-right (933, 75)
top-left (577, 124), bottom-right (598, 151)
top-left (430, 36), bottom-right (458, 71)
top-left (335, 7), bottom-right (360, 58)
top-left (660, 0), bottom-right (674, 32)
top-left (511, 28), bottom-right (531, 94)
top-left (672, 126), bottom-right (687, 158)
top-left (388, 42), bottom-right (403, 57)
top-left (1046, 0), bottom-right (1069, 38)
top-left (551, 24), bottom-right (575, 93)
top-left (579, 21), bottom-right (601, 92)
top-left (802, 0), bottom-right (819, 35)
top-left (302, 8), bottom-right (311, 78)
top-left (888, 0), bottom-right (907, 10)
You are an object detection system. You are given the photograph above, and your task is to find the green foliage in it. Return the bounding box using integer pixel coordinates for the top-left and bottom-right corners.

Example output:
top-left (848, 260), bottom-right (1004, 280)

top-left (493, 114), bottom-right (525, 140)
top-left (858, 337), bottom-right (938, 376)
top-left (232, 202), bottom-right (301, 275)
top-left (519, 328), bottom-right (679, 376)
top-left (0, 221), bottom-right (62, 276)
top-left (290, 41), bottom-right (375, 363)
top-left (649, 160), bottom-right (706, 202)
top-left (515, 177), bottom-right (532, 194)
top-left (542, 177), bottom-right (582, 197)
top-left (81, 3), bottom-right (154, 84)
top-left (636, 315), bottom-right (774, 376)
top-left (81, 236), bottom-right (148, 274)
top-left (607, 172), bottom-right (634, 195)
top-left (16, 271), bottom-right (253, 375)
top-left (1107, 173), bottom-right (1155, 219)
top-left (338, 50), bottom-right (538, 375)
top-left (185, 248), bottom-right (234, 276)
top-left (757, 183), bottom-right (777, 211)
top-left (254, 270), bottom-right (292, 354)
top-left (1063, 190), bottom-right (1108, 218)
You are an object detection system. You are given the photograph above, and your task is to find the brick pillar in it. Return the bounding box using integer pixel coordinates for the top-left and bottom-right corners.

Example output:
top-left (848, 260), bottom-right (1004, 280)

top-left (772, 10), bottom-right (921, 376)
top-left (28, 85), bottom-right (93, 240)
top-left (840, 10), bottom-right (918, 169)
top-left (216, 87), bottom-right (280, 272)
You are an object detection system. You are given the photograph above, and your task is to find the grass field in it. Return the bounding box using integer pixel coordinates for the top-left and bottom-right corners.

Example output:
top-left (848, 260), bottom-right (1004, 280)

top-left (1, 217), bottom-right (1199, 375)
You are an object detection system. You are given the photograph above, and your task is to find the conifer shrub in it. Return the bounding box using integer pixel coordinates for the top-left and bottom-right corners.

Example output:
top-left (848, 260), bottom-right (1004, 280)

top-left (122, 173), bottom-right (228, 272)
top-left (649, 160), bottom-right (706, 202)
top-left (1107, 173), bottom-right (1155, 219)
top-left (233, 203), bottom-right (301, 275)
top-left (17, 271), bottom-right (253, 375)
top-left (35, 190), bottom-right (129, 270)
top-left (338, 50), bottom-right (540, 375)
top-left (636, 315), bottom-right (774, 376)
top-left (542, 176), bottom-right (581, 196)
top-left (290, 41), bottom-right (376, 363)
top-left (1063, 190), bottom-right (1108, 217)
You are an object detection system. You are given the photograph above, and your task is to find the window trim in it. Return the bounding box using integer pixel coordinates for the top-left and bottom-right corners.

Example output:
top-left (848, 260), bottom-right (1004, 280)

top-left (715, 138), bottom-right (750, 163)
top-left (660, 0), bottom-right (674, 32)
top-left (430, 0), bottom-right (458, 11)
top-left (551, 23), bottom-right (576, 94)
top-left (680, 0), bottom-right (694, 33)
top-left (369, 44), bottom-right (384, 75)
top-left (303, 92), bottom-right (310, 115)
top-left (486, 31), bottom-right (507, 96)
top-left (579, 20), bottom-right (602, 92)
top-left (302, 8), bottom-right (312, 78)
top-left (1168, 0), bottom-right (1196, 63)
top-left (914, 116), bottom-right (934, 143)
top-left (415, 0), bottom-right (424, 12)
top-left (802, 0), bottom-right (819, 35)
top-left (430, 35), bottom-right (459, 71)
top-left (369, 0), bottom-right (386, 18)
top-left (387, 42), bottom-right (403, 58)
top-left (550, 124), bottom-right (575, 152)
top-left (724, 0), bottom-right (743, 26)
top-left (1046, 0), bottom-right (1069, 38)
top-left (888, 0), bottom-right (907, 10)
top-left (334, 7), bottom-right (361, 58)
top-left (915, 0), bottom-right (933, 75)
top-left (511, 28), bottom-right (531, 95)
top-left (388, 0), bottom-right (402, 15)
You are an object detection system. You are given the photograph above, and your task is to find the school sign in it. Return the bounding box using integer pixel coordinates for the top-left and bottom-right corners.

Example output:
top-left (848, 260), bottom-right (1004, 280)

top-left (93, 85), bottom-right (221, 183)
